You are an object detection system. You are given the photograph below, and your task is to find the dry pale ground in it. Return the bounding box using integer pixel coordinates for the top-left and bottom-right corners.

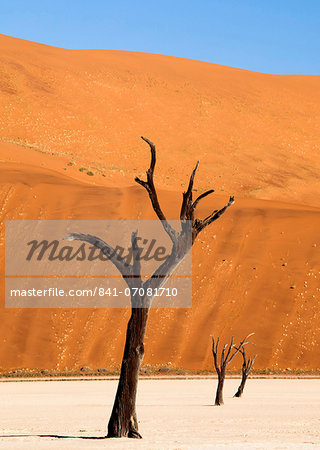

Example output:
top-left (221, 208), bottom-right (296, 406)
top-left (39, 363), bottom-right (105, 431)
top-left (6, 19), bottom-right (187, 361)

top-left (0, 378), bottom-right (319, 449)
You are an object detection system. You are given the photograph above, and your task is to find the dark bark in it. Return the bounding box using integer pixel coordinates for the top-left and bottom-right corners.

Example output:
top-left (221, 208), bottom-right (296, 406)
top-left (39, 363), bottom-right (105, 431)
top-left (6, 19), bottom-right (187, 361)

top-left (215, 373), bottom-right (225, 405)
top-left (234, 374), bottom-right (246, 398)
top-left (107, 303), bottom-right (148, 438)
top-left (211, 335), bottom-right (252, 406)
top-left (66, 137), bottom-right (235, 437)
top-left (233, 348), bottom-right (256, 398)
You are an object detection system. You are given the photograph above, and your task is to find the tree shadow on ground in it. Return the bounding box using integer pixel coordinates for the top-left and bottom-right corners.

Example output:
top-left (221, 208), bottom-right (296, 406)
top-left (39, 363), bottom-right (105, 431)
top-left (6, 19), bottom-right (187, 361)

top-left (0, 434), bottom-right (107, 440)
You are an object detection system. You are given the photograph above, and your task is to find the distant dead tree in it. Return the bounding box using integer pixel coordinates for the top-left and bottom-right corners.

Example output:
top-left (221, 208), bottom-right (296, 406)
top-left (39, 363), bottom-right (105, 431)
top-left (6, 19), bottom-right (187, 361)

top-left (211, 334), bottom-right (252, 406)
top-left (65, 137), bottom-right (234, 438)
top-left (234, 344), bottom-right (257, 398)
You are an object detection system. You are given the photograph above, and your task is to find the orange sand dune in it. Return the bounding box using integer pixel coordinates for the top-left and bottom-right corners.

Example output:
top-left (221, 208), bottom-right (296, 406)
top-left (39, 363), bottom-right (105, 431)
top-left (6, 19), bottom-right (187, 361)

top-left (0, 35), bottom-right (319, 372)
top-left (0, 160), bottom-right (319, 371)
top-left (1, 34), bottom-right (319, 206)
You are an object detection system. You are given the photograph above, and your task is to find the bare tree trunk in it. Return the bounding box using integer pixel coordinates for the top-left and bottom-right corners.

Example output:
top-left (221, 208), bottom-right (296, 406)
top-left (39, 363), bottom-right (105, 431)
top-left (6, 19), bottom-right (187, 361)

top-left (233, 349), bottom-right (256, 398)
top-left (107, 301), bottom-right (149, 438)
top-left (211, 335), bottom-right (253, 407)
top-left (215, 373), bottom-right (225, 406)
top-left (234, 374), bottom-right (246, 398)
top-left (66, 137), bottom-right (235, 438)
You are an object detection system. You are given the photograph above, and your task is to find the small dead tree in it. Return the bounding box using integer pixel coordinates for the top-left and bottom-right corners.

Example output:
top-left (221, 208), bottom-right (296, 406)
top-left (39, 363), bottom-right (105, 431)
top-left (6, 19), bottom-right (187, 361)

top-left (65, 137), bottom-right (234, 438)
top-left (234, 345), bottom-right (257, 398)
top-left (211, 335), bottom-right (251, 406)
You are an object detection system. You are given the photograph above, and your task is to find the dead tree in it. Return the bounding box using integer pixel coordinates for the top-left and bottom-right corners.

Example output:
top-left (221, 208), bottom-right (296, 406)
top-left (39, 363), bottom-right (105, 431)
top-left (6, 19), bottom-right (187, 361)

top-left (211, 335), bottom-right (251, 406)
top-left (234, 346), bottom-right (257, 398)
top-left (65, 137), bottom-right (234, 438)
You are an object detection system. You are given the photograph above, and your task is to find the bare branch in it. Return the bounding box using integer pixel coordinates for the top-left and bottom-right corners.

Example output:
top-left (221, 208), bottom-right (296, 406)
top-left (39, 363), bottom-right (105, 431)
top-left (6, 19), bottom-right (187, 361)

top-left (247, 355), bottom-right (257, 373)
top-left (227, 346), bottom-right (242, 366)
top-left (233, 333), bottom-right (256, 354)
top-left (224, 336), bottom-right (234, 363)
top-left (243, 332), bottom-right (255, 340)
top-left (180, 161), bottom-right (199, 221)
top-left (221, 343), bottom-right (228, 367)
top-left (131, 230), bottom-right (142, 279)
top-left (135, 137), bottom-right (177, 243)
top-left (64, 233), bottom-right (128, 270)
top-left (63, 233), bottom-right (135, 286)
top-left (243, 348), bottom-right (247, 366)
top-left (141, 136), bottom-right (156, 173)
top-left (215, 336), bottom-right (220, 355)
top-left (211, 335), bottom-right (220, 376)
top-left (143, 251), bottom-right (179, 293)
top-left (202, 210), bottom-right (218, 223)
top-left (195, 196), bottom-right (235, 234)
top-left (192, 189), bottom-right (215, 210)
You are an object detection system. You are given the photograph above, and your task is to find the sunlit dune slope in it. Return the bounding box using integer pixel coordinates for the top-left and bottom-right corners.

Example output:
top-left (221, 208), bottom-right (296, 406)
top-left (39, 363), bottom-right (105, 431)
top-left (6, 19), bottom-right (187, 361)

top-left (0, 34), bottom-right (320, 206)
top-left (0, 34), bottom-right (319, 372)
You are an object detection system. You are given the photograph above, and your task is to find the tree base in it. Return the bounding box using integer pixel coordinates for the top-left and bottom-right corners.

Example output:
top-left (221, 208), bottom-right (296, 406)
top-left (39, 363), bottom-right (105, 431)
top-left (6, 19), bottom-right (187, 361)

top-left (107, 431), bottom-right (142, 439)
top-left (128, 430), bottom-right (142, 439)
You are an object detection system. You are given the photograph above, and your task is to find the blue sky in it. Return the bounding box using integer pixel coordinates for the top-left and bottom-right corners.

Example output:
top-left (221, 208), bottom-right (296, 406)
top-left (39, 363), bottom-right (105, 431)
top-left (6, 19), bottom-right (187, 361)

top-left (1, 0), bottom-right (319, 74)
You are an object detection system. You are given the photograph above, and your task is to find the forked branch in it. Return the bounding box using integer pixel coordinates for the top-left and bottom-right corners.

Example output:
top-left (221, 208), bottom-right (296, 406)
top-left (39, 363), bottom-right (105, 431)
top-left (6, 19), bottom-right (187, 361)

top-left (135, 137), bottom-right (177, 243)
top-left (211, 335), bottom-right (243, 371)
top-left (63, 233), bottom-right (129, 274)
top-left (136, 136), bottom-right (234, 244)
